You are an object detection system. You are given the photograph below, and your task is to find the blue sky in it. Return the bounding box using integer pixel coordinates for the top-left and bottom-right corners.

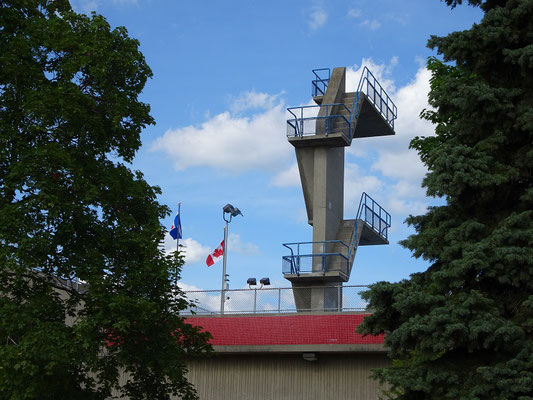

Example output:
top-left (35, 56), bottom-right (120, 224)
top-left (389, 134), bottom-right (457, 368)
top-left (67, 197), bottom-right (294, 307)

top-left (72, 0), bottom-right (482, 291)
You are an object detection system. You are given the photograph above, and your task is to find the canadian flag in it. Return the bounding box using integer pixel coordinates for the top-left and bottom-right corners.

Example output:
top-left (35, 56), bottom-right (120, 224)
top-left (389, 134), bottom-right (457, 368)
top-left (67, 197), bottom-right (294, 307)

top-left (206, 240), bottom-right (224, 267)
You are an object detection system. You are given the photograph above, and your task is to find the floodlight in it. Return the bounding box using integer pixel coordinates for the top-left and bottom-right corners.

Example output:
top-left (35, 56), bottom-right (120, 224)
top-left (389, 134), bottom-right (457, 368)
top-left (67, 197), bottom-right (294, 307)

top-left (223, 204), bottom-right (235, 215)
top-left (260, 278), bottom-right (270, 286)
top-left (220, 203), bottom-right (243, 314)
top-left (223, 204), bottom-right (243, 223)
top-left (247, 278), bottom-right (257, 286)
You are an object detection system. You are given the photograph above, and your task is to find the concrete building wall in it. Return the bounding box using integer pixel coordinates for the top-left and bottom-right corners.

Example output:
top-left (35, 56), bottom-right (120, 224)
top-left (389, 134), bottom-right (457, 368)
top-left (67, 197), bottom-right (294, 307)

top-left (187, 352), bottom-right (389, 400)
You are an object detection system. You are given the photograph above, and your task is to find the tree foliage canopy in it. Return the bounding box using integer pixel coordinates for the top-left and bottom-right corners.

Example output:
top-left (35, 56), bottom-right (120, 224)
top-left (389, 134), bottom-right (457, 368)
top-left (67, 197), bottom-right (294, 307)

top-left (0, 1), bottom-right (210, 399)
top-left (359, 0), bottom-right (533, 398)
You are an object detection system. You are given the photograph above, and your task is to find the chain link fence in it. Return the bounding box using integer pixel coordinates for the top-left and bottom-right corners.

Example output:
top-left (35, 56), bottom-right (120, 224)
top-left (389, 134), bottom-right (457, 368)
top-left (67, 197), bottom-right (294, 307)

top-left (182, 285), bottom-right (370, 315)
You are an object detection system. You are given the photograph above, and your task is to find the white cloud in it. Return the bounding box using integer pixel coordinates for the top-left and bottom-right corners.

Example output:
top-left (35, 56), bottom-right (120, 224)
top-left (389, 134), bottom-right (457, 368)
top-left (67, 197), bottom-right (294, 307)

top-left (344, 163), bottom-right (385, 208)
top-left (151, 99), bottom-right (290, 173)
top-left (391, 67), bottom-right (433, 141)
top-left (386, 12), bottom-right (409, 26)
top-left (347, 8), bottom-right (362, 18)
top-left (271, 162), bottom-right (300, 187)
top-left (389, 56), bottom-right (400, 69)
top-left (371, 151), bottom-right (427, 181)
top-left (308, 7), bottom-right (328, 30)
top-left (71, 0), bottom-right (98, 13)
top-left (386, 198), bottom-right (429, 217)
top-left (229, 91), bottom-right (282, 114)
top-left (390, 180), bottom-right (426, 200)
top-left (181, 238), bottom-right (212, 264)
top-left (161, 233), bottom-right (177, 255)
top-left (359, 19), bottom-right (381, 31)
top-left (228, 233), bottom-right (259, 255)
top-left (161, 233), bottom-right (259, 265)
top-left (179, 282), bottom-right (277, 313)
top-left (346, 58), bottom-right (396, 93)
top-left (71, 0), bottom-right (137, 13)
top-left (344, 60), bottom-right (435, 223)
top-left (178, 282), bottom-right (221, 313)
top-left (345, 61), bottom-right (433, 183)
top-left (161, 234), bottom-right (211, 265)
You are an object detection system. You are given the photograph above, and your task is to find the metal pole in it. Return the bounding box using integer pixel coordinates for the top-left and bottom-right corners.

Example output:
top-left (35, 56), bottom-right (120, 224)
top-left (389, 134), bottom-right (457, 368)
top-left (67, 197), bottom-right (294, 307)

top-left (176, 202), bottom-right (181, 251)
top-left (220, 222), bottom-right (228, 315)
top-left (337, 285), bottom-right (341, 312)
top-left (173, 202), bottom-right (181, 288)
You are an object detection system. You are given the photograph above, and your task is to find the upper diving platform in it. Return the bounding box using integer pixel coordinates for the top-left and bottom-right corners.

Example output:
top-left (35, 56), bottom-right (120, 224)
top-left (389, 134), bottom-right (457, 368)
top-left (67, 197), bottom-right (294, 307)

top-left (287, 67), bottom-right (397, 148)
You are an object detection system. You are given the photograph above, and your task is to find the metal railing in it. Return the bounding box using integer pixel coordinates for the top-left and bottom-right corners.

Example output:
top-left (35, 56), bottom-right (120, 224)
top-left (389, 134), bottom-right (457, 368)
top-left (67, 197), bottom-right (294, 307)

top-left (356, 192), bottom-right (391, 240)
top-left (350, 67), bottom-right (397, 129)
top-left (183, 285), bottom-right (370, 315)
top-left (287, 66), bottom-right (397, 138)
top-left (282, 240), bottom-right (349, 275)
top-left (311, 68), bottom-right (330, 97)
top-left (282, 192), bottom-right (391, 276)
top-left (287, 103), bottom-right (350, 137)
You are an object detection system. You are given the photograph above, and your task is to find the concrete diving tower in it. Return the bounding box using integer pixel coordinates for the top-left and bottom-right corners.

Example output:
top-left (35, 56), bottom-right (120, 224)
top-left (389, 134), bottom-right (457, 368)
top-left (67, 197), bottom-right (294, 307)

top-left (282, 66), bottom-right (397, 312)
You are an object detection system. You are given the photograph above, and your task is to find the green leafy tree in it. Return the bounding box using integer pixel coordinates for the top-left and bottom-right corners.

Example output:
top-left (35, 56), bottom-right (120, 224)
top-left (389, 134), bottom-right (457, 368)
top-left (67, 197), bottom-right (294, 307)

top-left (358, 1), bottom-right (533, 399)
top-left (0, 1), bottom-right (211, 399)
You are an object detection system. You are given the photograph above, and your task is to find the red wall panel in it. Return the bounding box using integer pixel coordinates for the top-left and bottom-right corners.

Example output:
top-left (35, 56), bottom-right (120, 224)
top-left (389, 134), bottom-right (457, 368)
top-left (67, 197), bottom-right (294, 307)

top-left (186, 314), bottom-right (384, 346)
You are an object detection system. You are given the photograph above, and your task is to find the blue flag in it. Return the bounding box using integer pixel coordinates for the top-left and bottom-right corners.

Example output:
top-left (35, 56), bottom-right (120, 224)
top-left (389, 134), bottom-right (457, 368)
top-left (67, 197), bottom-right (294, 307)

top-left (169, 210), bottom-right (182, 240)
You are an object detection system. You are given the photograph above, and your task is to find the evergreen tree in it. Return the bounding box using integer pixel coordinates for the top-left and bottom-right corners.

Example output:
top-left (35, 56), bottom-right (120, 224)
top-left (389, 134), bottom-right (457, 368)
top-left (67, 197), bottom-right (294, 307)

top-left (358, 1), bottom-right (533, 398)
top-left (0, 1), bottom-right (210, 399)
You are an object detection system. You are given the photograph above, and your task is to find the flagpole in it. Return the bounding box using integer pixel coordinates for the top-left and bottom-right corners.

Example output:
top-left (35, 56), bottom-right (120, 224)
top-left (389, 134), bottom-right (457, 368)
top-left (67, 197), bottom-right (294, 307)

top-left (176, 202), bottom-right (181, 252)
top-left (172, 202), bottom-right (181, 288)
top-left (220, 221), bottom-right (228, 315)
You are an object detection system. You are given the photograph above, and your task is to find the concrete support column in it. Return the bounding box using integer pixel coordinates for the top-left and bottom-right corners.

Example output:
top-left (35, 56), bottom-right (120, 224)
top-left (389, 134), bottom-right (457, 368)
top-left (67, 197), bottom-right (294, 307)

top-left (311, 146), bottom-right (344, 272)
top-left (292, 281), bottom-right (343, 312)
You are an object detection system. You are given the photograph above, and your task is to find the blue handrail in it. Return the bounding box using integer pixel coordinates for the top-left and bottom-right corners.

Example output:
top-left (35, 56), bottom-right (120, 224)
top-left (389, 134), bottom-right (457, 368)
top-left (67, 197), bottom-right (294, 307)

top-left (354, 192), bottom-right (391, 241)
top-left (282, 192), bottom-right (391, 276)
top-left (282, 240), bottom-right (349, 275)
top-left (287, 66), bottom-right (398, 139)
top-left (349, 67), bottom-right (397, 130)
top-left (311, 68), bottom-right (330, 97)
top-left (287, 103), bottom-right (350, 137)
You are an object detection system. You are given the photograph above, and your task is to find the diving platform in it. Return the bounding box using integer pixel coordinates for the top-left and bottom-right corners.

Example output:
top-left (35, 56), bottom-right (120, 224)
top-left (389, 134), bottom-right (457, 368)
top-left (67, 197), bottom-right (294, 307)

top-left (282, 66), bottom-right (397, 312)
top-left (286, 67), bottom-right (397, 148)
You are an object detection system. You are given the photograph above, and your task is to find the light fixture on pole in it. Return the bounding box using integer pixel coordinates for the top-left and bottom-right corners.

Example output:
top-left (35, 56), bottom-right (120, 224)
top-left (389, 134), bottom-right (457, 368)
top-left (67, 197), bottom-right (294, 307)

top-left (259, 278), bottom-right (270, 287)
top-left (247, 277), bottom-right (271, 313)
top-left (221, 204), bottom-right (243, 314)
top-left (247, 277), bottom-right (270, 289)
top-left (247, 278), bottom-right (257, 289)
